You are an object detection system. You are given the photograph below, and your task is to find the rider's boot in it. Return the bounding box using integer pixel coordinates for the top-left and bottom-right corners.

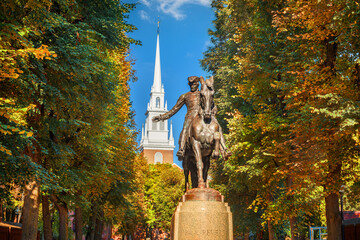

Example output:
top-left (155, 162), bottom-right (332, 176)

top-left (177, 135), bottom-right (186, 160)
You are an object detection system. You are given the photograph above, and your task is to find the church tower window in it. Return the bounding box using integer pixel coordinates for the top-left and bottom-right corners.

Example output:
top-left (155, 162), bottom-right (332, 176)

top-left (154, 152), bottom-right (163, 164)
top-left (156, 97), bottom-right (160, 108)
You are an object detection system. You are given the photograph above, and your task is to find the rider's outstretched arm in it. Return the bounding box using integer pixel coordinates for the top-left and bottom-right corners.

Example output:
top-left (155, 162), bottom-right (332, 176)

top-left (153, 94), bottom-right (186, 121)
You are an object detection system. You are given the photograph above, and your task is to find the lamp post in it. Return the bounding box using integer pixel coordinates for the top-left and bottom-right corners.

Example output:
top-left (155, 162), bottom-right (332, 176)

top-left (339, 185), bottom-right (345, 240)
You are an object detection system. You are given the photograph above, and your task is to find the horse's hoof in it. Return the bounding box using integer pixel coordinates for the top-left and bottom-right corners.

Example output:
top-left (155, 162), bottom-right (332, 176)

top-left (212, 151), bottom-right (219, 159)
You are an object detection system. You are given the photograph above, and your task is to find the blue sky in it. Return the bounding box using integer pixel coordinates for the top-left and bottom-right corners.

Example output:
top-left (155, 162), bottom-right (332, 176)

top-left (126, 0), bottom-right (214, 167)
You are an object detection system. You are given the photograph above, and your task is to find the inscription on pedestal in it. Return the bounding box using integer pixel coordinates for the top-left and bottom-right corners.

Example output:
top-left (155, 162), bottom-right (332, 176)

top-left (182, 228), bottom-right (227, 239)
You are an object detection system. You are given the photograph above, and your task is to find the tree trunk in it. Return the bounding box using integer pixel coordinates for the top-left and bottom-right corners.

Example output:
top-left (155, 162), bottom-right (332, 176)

top-left (75, 206), bottom-right (83, 240)
top-left (324, 40), bottom-right (337, 72)
top-left (325, 192), bottom-right (342, 240)
top-left (87, 214), bottom-right (96, 240)
top-left (10, 209), bottom-right (16, 222)
top-left (86, 203), bottom-right (98, 240)
top-left (0, 200), bottom-right (2, 222)
top-left (322, 35), bottom-right (341, 240)
top-left (290, 216), bottom-right (299, 240)
top-left (94, 210), bottom-right (104, 240)
top-left (324, 156), bottom-right (342, 240)
top-left (268, 218), bottom-right (275, 240)
top-left (244, 231), bottom-right (250, 240)
top-left (58, 204), bottom-right (68, 240)
top-left (52, 196), bottom-right (68, 240)
top-left (5, 208), bottom-right (11, 222)
top-left (287, 176), bottom-right (299, 240)
top-left (22, 180), bottom-right (40, 240)
top-left (103, 223), bottom-right (112, 240)
top-left (42, 195), bottom-right (53, 240)
top-left (94, 219), bottom-right (104, 240)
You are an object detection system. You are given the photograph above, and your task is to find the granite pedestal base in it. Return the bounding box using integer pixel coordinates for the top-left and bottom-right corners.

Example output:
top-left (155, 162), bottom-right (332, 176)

top-left (171, 188), bottom-right (233, 240)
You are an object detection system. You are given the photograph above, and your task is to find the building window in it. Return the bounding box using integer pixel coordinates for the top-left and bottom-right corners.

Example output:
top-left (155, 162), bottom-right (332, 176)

top-left (156, 97), bottom-right (160, 108)
top-left (154, 152), bottom-right (163, 164)
top-left (160, 121), bottom-right (164, 130)
top-left (152, 121), bottom-right (157, 130)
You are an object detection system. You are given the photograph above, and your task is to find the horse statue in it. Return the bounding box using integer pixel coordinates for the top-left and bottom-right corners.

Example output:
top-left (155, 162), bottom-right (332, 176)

top-left (183, 76), bottom-right (227, 190)
top-left (152, 76), bottom-right (230, 192)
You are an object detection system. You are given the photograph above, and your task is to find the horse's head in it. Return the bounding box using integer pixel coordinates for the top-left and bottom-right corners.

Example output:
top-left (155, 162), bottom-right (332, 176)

top-left (200, 76), bottom-right (215, 121)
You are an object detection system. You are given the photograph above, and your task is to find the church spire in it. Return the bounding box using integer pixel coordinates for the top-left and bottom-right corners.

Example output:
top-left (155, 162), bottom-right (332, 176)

top-left (157, 16), bottom-right (160, 34)
top-left (140, 22), bottom-right (175, 164)
top-left (152, 20), bottom-right (162, 93)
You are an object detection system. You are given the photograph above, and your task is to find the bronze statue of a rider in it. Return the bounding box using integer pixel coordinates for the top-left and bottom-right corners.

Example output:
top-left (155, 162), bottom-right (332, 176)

top-left (153, 76), bottom-right (229, 160)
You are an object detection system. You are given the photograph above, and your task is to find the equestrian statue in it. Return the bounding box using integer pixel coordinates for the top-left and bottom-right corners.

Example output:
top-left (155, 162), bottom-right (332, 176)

top-left (153, 76), bottom-right (230, 191)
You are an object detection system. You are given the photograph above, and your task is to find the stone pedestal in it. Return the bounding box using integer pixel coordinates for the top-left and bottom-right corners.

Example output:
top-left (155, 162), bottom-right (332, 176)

top-left (171, 188), bottom-right (233, 240)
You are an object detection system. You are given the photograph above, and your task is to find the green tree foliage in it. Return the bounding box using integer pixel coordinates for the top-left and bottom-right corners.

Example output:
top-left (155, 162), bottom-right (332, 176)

top-left (0, 0), bottom-right (142, 237)
top-left (143, 164), bottom-right (184, 231)
top-left (202, 0), bottom-right (360, 239)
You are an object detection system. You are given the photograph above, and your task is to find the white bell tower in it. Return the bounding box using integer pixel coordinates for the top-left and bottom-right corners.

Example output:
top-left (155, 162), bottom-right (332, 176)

top-left (140, 24), bottom-right (175, 164)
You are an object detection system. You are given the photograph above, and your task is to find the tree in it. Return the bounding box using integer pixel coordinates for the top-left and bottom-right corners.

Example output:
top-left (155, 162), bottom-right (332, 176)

top-left (143, 164), bottom-right (184, 231)
top-left (202, 0), bottom-right (360, 239)
top-left (272, 1), bottom-right (360, 239)
top-left (0, 0), bottom-right (140, 238)
top-left (202, 0), bottom-right (301, 238)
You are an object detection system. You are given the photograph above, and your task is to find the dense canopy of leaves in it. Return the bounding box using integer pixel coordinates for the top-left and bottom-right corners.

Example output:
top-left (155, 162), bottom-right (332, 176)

top-left (202, 0), bottom-right (360, 239)
top-left (0, 0), bottom-right (143, 237)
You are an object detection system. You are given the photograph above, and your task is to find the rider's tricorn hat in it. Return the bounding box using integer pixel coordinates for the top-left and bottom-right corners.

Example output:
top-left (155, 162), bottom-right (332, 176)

top-left (187, 76), bottom-right (200, 83)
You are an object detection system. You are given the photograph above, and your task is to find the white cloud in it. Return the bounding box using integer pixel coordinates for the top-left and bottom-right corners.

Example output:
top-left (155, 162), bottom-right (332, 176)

top-left (139, 10), bottom-right (150, 21)
top-left (140, 0), bottom-right (151, 7)
top-left (156, 0), bottom-right (211, 20)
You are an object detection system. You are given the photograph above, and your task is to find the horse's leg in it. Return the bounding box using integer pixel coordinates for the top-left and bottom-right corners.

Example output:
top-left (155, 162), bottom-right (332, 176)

top-left (202, 156), bottom-right (210, 188)
top-left (182, 156), bottom-right (189, 192)
top-left (212, 132), bottom-right (221, 159)
top-left (190, 159), bottom-right (198, 188)
top-left (191, 137), bottom-right (205, 188)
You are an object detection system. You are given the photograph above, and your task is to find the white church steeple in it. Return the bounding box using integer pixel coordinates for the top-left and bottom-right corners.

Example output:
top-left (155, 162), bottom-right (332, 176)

top-left (152, 26), bottom-right (162, 93)
top-left (140, 23), bottom-right (175, 164)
